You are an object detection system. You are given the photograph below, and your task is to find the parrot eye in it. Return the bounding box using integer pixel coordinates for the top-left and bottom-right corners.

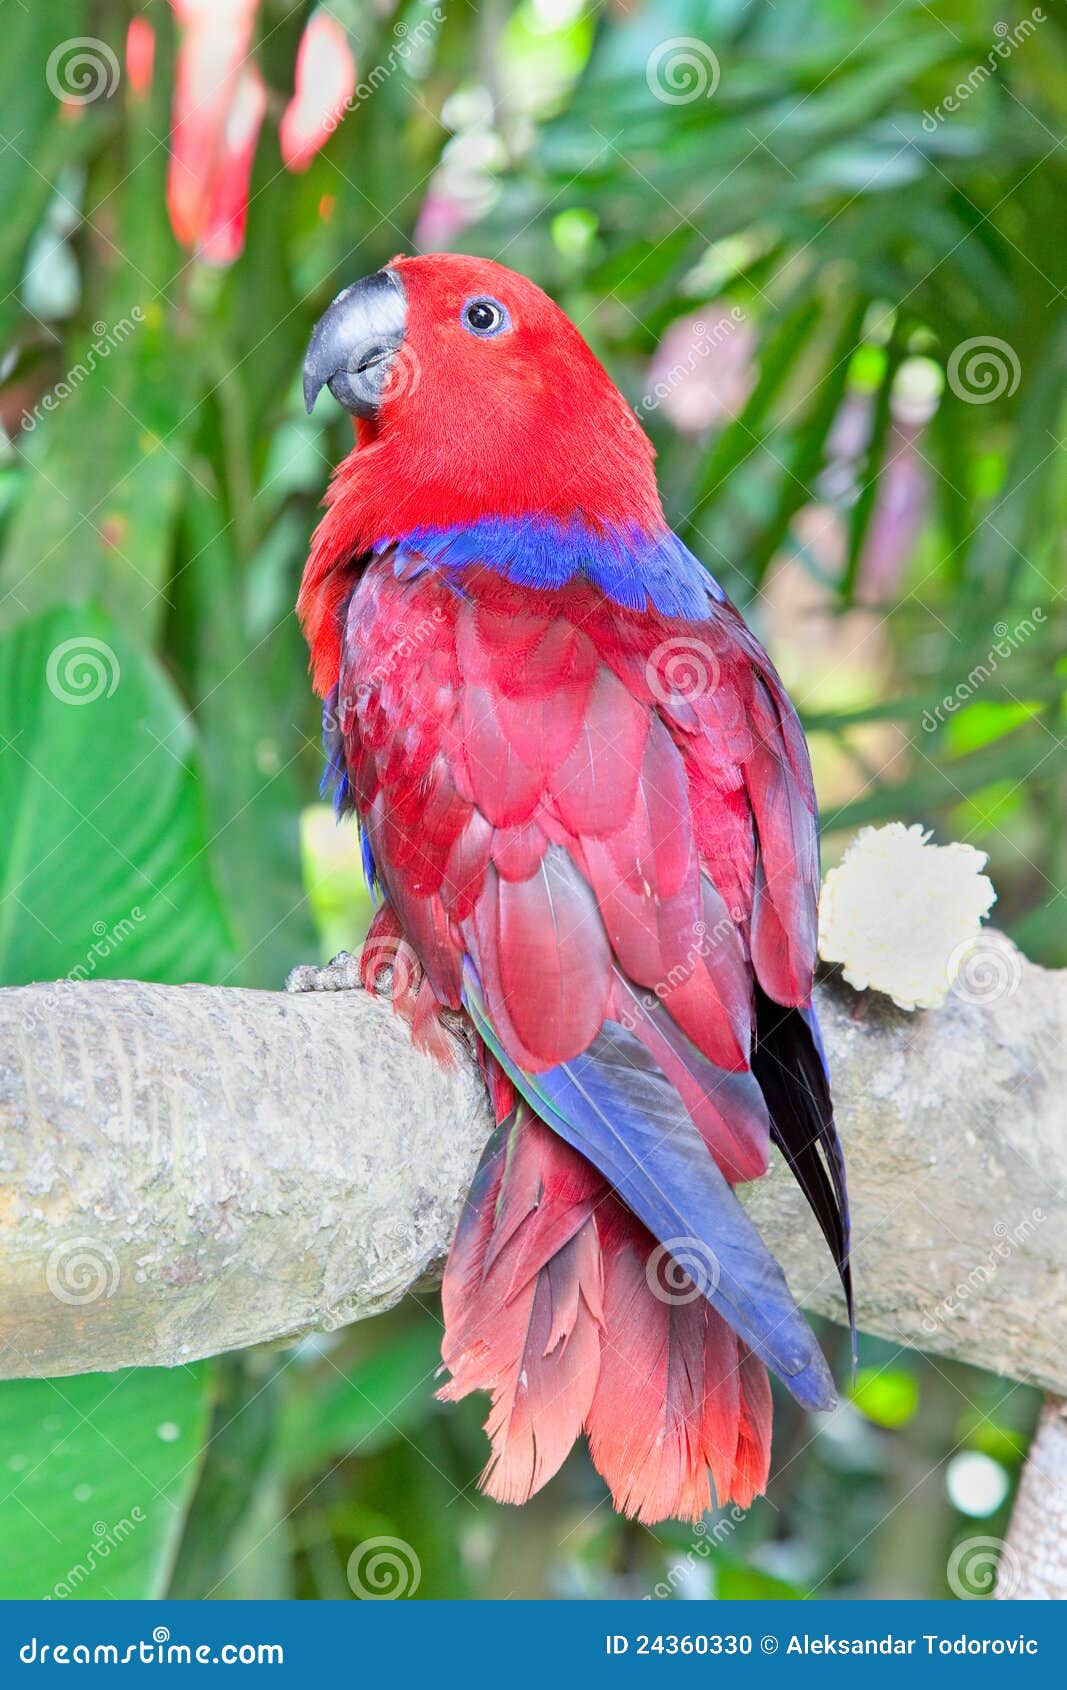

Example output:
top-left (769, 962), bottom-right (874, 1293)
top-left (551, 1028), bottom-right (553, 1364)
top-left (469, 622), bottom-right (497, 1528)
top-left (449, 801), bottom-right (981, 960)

top-left (462, 297), bottom-right (510, 338)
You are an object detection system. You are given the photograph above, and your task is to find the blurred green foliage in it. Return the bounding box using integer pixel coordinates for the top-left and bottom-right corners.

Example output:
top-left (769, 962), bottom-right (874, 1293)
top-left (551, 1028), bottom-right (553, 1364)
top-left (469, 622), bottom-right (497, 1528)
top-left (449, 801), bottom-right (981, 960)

top-left (0, 0), bottom-right (1059, 1599)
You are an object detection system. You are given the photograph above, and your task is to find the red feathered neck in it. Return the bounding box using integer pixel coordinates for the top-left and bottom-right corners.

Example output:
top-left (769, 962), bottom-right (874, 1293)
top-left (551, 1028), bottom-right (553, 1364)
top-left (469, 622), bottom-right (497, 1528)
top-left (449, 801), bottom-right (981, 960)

top-left (299, 253), bottom-right (665, 695)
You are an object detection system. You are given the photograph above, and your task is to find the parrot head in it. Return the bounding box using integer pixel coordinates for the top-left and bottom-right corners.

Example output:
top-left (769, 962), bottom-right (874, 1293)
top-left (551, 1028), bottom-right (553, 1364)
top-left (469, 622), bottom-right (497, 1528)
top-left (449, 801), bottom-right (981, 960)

top-left (302, 253), bottom-right (662, 534)
top-left (298, 254), bottom-right (717, 695)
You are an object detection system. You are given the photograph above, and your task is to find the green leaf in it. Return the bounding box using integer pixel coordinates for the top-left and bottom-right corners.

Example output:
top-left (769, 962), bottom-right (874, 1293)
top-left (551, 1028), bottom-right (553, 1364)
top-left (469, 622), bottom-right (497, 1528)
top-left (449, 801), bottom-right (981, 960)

top-left (716, 1561), bottom-right (803, 1600)
top-left (0, 299), bottom-right (197, 638)
top-left (841, 311), bottom-right (906, 600)
top-left (0, 0), bottom-right (92, 342)
top-left (0, 605), bottom-right (236, 986)
top-left (1, 26), bottom-right (194, 642)
top-left (279, 1322), bottom-right (443, 1478)
top-left (301, 803), bottom-right (374, 963)
top-left (167, 482), bottom-right (315, 987)
top-left (687, 296), bottom-right (824, 527)
top-left (750, 294), bottom-right (869, 587)
top-left (167, 1356), bottom-right (283, 1599)
top-left (206, 1467), bottom-right (293, 1600)
top-left (954, 307), bottom-right (1067, 634)
top-left (0, 1365), bottom-right (212, 1599)
top-left (824, 720), bottom-right (1067, 834)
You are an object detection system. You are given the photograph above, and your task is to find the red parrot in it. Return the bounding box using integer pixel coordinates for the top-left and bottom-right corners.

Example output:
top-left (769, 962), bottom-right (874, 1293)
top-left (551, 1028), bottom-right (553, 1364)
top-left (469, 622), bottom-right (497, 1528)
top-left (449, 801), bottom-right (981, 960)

top-left (298, 254), bottom-right (851, 1524)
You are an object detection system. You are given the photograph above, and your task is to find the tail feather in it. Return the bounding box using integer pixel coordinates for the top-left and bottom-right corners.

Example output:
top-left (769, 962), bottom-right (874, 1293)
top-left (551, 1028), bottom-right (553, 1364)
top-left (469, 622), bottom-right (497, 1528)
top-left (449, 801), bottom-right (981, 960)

top-left (482, 1224), bottom-right (603, 1505)
top-left (732, 1347), bottom-right (773, 1507)
top-left (586, 1242), bottom-right (750, 1523)
top-left (464, 967), bottom-right (836, 1411)
top-left (440, 1105), bottom-right (773, 1524)
top-left (439, 1112), bottom-right (603, 1505)
top-left (751, 988), bottom-right (853, 1348)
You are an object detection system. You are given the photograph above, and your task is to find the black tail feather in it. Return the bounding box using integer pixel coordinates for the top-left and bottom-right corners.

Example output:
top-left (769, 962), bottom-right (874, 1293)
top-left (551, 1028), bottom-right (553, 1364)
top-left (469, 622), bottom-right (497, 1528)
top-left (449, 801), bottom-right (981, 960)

top-left (751, 987), bottom-right (855, 1360)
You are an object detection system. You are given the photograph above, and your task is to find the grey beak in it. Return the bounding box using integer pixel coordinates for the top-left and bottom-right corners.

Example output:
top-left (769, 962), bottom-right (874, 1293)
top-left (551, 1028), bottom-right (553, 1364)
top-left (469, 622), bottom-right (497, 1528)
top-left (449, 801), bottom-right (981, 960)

top-left (303, 268), bottom-right (407, 418)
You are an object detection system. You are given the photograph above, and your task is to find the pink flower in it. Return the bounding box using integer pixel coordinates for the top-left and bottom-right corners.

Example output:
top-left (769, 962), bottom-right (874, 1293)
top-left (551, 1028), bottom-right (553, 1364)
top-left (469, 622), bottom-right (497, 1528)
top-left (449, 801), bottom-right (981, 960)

top-left (166, 0), bottom-right (263, 263)
top-left (413, 188), bottom-right (479, 253)
top-left (280, 10), bottom-right (356, 172)
top-left (646, 309), bottom-right (756, 434)
top-left (125, 17), bottom-right (155, 100)
top-left (197, 65), bottom-right (267, 265)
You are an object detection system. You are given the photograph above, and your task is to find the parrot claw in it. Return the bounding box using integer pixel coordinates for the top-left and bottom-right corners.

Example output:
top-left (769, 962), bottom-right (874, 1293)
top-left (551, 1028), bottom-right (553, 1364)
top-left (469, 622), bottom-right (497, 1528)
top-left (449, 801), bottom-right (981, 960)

top-left (285, 950), bottom-right (365, 995)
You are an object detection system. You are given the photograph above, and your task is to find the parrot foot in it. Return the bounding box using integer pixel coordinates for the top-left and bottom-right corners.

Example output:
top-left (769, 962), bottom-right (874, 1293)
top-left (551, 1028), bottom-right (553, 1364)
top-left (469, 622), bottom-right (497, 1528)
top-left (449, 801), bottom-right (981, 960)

top-left (285, 922), bottom-right (471, 1070)
top-left (285, 951), bottom-right (365, 994)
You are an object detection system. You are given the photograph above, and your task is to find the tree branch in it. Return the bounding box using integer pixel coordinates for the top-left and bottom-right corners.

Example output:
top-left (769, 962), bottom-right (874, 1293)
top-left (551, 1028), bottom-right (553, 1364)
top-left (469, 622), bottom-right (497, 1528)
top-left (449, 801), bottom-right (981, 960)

top-left (1, 931), bottom-right (1063, 1388)
top-left (998, 1397), bottom-right (1067, 1599)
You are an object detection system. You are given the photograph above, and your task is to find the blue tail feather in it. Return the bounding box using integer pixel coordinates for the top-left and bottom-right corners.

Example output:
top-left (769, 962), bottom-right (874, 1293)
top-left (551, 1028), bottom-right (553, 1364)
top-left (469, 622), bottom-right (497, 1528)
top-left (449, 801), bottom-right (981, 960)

top-left (463, 964), bottom-right (837, 1413)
